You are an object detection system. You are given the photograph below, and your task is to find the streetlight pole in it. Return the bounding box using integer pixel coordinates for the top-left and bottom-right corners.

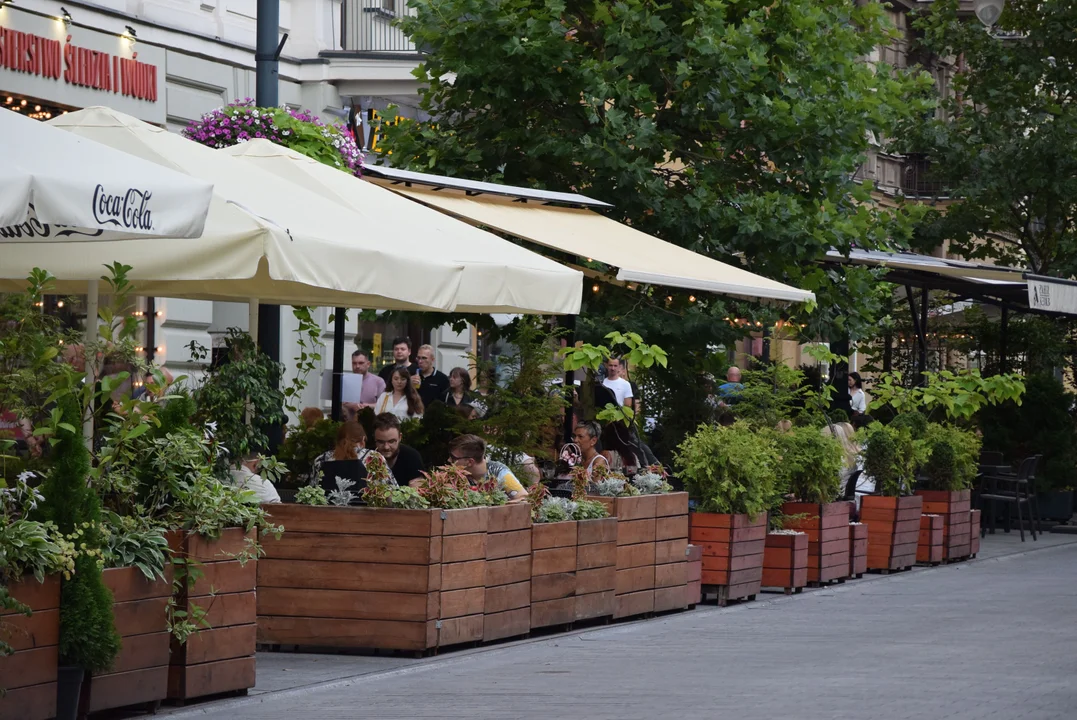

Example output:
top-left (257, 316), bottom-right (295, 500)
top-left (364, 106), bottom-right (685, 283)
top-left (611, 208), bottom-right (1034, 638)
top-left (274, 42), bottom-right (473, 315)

top-left (256, 0), bottom-right (286, 450)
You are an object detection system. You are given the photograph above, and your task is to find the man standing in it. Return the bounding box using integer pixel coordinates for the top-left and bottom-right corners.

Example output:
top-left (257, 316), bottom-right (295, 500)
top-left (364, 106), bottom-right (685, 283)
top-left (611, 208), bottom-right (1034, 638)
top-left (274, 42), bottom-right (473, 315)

top-left (373, 413), bottom-right (426, 486)
top-left (342, 350), bottom-right (385, 421)
top-left (717, 366), bottom-right (744, 406)
top-left (378, 336), bottom-right (418, 386)
top-left (414, 344), bottom-right (450, 408)
top-left (602, 356), bottom-right (634, 408)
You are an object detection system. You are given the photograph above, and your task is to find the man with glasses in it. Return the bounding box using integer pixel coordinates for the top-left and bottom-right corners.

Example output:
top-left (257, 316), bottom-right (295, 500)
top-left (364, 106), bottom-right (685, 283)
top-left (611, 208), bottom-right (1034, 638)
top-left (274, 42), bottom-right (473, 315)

top-left (414, 344), bottom-right (450, 408)
top-left (448, 434), bottom-right (529, 502)
top-left (373, 413), bottom-right (425, 486)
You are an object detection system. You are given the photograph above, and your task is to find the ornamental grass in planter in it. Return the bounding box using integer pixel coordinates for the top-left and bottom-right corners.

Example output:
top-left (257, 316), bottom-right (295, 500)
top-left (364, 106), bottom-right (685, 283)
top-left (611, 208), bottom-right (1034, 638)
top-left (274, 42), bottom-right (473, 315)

top-left (859, 422), bottom-right (922, 572)
top-left (914, 423), bottom-right (979, 561)
top-left (776, 426), bottom-right (850, 585)
top-left (676, 421), bottom-right (775, 606)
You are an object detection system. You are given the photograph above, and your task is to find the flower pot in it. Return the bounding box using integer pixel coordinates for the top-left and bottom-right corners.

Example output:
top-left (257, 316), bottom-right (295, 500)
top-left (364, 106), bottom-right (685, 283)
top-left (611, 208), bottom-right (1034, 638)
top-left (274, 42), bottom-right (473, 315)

top-left (0, 575), bottom-right (60, 720)
top-left (85, 566), bottom-right (173, 713)
top-left (167, 527), bottom-right (258, 701)
top-left (860, 496), bottom-right (923, 571)
top-left (781, 501), bottom-right (851, 584)
top-left (915, 490), bottom-right (972, 560)
top-left (688, 512), bottom-right (766, 606)
top-left (917, 514), bottom-right (945, 565)
top-left (55, 666), bottom-right (84, 720)
top-left (762, 532), bottom-right (808, 594)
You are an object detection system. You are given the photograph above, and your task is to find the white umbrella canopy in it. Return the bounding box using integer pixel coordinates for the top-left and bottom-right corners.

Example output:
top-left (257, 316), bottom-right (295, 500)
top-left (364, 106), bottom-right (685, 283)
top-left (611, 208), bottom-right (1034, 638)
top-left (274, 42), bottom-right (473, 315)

top-left (0, 107), bottom-right (463, 312)
top-left (223, 140), bottom-right (583, 315)
top-left (0, 107), bottom-right (213, 239)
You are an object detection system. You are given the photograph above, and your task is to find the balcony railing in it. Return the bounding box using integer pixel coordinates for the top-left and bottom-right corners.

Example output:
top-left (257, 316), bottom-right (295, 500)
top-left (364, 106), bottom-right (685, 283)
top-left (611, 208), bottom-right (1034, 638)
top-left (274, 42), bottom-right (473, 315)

top-left (901, 153), bottom-right (948, 199)
top-left (341, 0), bottom-right (419, 54)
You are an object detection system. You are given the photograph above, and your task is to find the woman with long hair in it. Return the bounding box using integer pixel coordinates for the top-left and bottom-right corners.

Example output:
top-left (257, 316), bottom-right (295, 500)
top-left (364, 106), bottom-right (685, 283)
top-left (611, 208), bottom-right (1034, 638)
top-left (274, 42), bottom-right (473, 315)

top-left (848, 372), bottom-right (868, 426)
top-left (442, 367), bottom-right (475, 408)
top-left (311, 421), bottom-right (395, 486)
top-left (375, 367), bottom-right (424, 421)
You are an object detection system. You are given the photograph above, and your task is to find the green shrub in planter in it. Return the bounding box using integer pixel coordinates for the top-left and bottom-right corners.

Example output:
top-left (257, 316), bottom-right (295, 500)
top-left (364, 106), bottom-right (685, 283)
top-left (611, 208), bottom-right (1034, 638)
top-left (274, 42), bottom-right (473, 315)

top-left (889, 411), bottom-right (928, 440)
top-left (920, 423), bottom-right (981, 492)
top-left (674, 421), bottom-right (777, 516)
top-left (278, 419), bottom-right (342, 488)
top-left (860, 422), bottom-right (916, 497)
top-left (773, 426), bottom-right (844, 504)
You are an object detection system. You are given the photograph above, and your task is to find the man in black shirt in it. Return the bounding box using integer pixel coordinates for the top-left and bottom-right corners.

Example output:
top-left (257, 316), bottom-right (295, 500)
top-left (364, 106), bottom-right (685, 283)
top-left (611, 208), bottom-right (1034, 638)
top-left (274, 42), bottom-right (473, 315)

top-left (415, 344), bottom-right (450, 408)
top-left (373, 413), bottom-right (425, 486)
top-left (378, 336), bottom-right (418, 386)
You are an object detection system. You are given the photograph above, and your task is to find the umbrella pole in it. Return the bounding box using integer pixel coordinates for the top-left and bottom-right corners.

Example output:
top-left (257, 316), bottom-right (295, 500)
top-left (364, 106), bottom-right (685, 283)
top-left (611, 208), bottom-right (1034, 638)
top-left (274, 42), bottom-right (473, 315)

top-left (331, 307), bottom-right (346, 422)
top-left (83, 279), bottom-right (99, 448)
top-left (248, 300), bottom-right (260, 343)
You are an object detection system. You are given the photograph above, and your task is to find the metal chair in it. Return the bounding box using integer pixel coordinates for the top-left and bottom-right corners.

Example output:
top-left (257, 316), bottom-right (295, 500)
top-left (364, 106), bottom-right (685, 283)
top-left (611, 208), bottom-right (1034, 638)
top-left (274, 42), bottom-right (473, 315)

top-left (979, 456), bottom-right (1040, 542)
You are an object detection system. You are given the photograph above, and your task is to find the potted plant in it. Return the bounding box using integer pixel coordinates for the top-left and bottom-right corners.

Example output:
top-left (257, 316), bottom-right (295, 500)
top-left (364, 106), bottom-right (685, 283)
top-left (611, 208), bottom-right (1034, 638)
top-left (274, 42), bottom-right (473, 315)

top-left (676, 421), bottom-right (776, 606)
top-left (858, 422), bottom-right (922, 572)
top-left (527, 484), bottom-right (615, 627)
top-left (0, 469), bottom-right (72, 720)
top-left (776, 426), bottom-right (850, 585)
top-left (914, 422), bottom-right (979, 560)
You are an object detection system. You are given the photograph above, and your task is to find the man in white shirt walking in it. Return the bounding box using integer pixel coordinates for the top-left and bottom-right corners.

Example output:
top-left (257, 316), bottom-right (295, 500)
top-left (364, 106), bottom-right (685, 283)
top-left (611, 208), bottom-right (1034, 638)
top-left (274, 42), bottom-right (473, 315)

top-left (602, 356), bottom-right (634, 408)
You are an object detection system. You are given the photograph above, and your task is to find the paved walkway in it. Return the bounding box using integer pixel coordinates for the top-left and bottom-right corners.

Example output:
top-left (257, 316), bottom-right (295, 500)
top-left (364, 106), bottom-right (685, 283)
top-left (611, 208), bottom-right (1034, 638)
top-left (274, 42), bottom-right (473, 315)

top-left (164, 533), bottom-right (1077, 720)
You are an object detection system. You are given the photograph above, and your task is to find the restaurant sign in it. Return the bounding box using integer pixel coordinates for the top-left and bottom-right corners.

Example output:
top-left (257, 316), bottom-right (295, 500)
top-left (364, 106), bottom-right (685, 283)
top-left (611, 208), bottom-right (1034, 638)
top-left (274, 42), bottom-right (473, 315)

top-left (0, 8), bottom-right (165, 124)
top-left (1027, 275), bottom-right (1077, 317)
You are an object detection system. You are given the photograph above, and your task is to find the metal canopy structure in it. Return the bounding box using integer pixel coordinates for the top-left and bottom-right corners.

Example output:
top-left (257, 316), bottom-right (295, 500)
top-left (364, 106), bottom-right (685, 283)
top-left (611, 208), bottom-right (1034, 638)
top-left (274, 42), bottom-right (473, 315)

top-left (823, 248), bottom-right (1075, 378)
top-left (361, 163), bottom-right (613, 209)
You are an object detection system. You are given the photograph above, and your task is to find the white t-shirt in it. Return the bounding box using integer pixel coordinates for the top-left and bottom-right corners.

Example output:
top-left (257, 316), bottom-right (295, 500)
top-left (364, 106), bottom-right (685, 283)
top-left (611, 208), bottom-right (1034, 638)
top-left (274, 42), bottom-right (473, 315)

top-left (603, 377), bottom-right (634, 406)
top-left (229, 466), bottom-right (281, 504)
top-left (850, 388), bottom-right (867, 414)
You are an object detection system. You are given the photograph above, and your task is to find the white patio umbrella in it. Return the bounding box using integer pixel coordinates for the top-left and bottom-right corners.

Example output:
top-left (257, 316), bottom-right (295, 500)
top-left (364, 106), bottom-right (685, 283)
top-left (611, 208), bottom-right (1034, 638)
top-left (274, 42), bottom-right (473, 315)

top-left (0, 107), bottom-right (213, 239)
top-left (0, 107), bottom-right (464, 312)
top-left (222, 140), bottom-right (582, 315)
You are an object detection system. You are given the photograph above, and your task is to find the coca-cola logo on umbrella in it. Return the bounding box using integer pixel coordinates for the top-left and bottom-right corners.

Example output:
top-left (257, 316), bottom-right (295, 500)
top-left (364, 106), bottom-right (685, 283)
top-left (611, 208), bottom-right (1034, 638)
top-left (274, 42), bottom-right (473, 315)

top-left (92, 184), bottom-right (154, 231)
top-left (0, 204), bottom-right (104, 240)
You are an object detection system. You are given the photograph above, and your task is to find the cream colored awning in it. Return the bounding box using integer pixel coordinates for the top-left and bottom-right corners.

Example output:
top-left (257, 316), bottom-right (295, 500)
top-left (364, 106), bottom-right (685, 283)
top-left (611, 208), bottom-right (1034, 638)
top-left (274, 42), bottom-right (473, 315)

top-left (374, 183), bottom-right (815, 304)
top-left (222, 141), bottom-right (582, 315)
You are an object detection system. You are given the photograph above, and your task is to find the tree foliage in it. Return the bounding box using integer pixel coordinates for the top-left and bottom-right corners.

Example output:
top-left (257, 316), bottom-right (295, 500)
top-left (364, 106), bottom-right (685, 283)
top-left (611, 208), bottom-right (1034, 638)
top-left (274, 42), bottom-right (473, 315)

top-left (381, 0), bottom-right (934, 342)
top-left (899, 0), bottom-right (1077, 276)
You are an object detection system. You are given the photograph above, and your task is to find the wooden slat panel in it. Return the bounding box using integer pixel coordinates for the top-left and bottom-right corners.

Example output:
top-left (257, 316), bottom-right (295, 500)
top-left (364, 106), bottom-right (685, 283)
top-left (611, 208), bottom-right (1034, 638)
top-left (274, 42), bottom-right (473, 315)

top-left (178, 625), bottom-right (256, 666)
top-left (442, 533), bottom-right (487, 563)
top-left (443, 508), bottom-right (489, 536)
top-left (482, 608), bottom-right (529, 642)
top-left (262, 532), bottom-right (434, 565)
top-left (440, 587), bottom-right (485, 619)
top-left (257, 587), bottom-right (436, 622)
top-left (0, 682), bottom-right (55, 720)
top-left (0, 646), bottom-right (56, 690)
top-left (616, 518), bottom-right (656, 546)
top-left (532, 547), bottom-right (577, 576)
top-left (653, 584), bottom-right (688, 612)
top-left (102, 566), bottom-right (173, 603)
top-left (168, 656), bottom-right (255, 700)
top-left (88, 666), bottom-right (167, 712)
top-left (0, 609), bottom-right (58, 652)
top-left (441, 560), bottom-right (486, 591)
top-left (655, 515), bottom-right (689, 541)
top-left (484, 581), bottom-right (530, 614)
top-left (485, 555), bottom-right (531, 586)
top-left (576, 518), bottom-right (617, 545)
top-left (655, 562), bottom-right (687, 588)
top-left (530, 573), bottom-right (576, 602)
top-left (438, 614), bottom-right (483, 646)
top-left (613, 590), bottom-right (654, 619)
top-left (190, 559), bottom-right (257, 596)
top-left (112, 597), bottom-right (169, 637)
top-left (654, 492), bottom-right (689, 518)
top-left (574, 591), bottom-right (615, 621)
top-left (575, 566), bottom-right (616, 595)
top-left (257, 559), bottom-right (438, 594)
top-left (196, 591), bottom-right (257, 629)
top-left (257, 616), bottom-right (435, 651)
top-left (577, 541), bottom-right (616, 570)
top-left (486, 504), bottom-right (531, 533)
top-left (530, 597), bottom-right (575, 628)
top-left (264, 504), bottom-right (439, 537)
top-left (486, 530), bottom-right (531, 561)
top-left (615, 566), bottom-right (654, 595)
top-left (1, 576), bottom-right (60, 616)
top-left (99, 631), bottom-right (170, 675)
top-left (531, 521), bottom-right (577, 550)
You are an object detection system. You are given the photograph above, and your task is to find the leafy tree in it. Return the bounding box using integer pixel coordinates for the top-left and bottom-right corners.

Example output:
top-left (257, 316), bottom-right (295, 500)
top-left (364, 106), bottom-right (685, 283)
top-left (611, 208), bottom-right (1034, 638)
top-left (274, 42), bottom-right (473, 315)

top-left (381, 0), bottom-right (934, 343)
top-left (898, 0), bottom-right (1077, 277)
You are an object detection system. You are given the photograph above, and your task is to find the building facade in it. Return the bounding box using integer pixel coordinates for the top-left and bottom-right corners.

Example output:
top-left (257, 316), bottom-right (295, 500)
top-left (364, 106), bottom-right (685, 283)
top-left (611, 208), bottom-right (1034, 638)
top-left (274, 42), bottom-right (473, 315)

top-left (1, 0), bottom-right (475, 417)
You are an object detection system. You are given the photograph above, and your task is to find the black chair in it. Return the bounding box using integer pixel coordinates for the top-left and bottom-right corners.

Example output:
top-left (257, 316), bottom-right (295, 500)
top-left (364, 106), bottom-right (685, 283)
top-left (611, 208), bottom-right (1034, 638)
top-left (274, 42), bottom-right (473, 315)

top-left (841, 469), bottom-right (865, 502)
top-left (979, 456), bottom-right (1040, 542)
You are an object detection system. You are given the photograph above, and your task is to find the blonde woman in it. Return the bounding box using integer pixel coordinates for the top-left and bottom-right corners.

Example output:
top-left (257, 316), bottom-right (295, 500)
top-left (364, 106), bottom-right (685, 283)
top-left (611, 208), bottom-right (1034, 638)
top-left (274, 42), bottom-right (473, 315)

top-left (822, 422), bottom-right (863, 497)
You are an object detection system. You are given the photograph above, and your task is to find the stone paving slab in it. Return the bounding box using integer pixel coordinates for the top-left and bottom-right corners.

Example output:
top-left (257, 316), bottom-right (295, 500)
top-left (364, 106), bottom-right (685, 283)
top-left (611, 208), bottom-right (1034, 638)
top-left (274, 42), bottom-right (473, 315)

top-left (157, 533), bottom-right (1077, 720)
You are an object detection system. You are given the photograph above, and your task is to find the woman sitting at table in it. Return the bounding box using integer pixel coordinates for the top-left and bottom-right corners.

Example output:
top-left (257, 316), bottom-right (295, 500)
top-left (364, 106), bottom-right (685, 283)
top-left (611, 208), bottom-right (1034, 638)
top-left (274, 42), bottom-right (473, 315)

top-left (375, 367), bottom-right (424, 422)
top-left (311, 422), bottom-right (396, 487)
top-left (572, 420), bottom-right (624, 478)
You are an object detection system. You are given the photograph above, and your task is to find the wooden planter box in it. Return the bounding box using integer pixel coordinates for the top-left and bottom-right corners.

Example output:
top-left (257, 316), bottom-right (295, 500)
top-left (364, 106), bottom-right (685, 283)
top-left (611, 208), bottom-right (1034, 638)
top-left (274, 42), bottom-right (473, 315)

top-left (860, 496), bottom-right (922, 571)
top-left (917, 514), bottom-right (945, 565)
top-left (259, 504), bottom-right (491, 654)
top-left (530, 520), bottom-right (578, 629)
top-left (685, 545), bottom-right (702, 607)
top-left (762, 532), bottom-right (808, 594)
top-left (87, 566), bottom-right (172, 713)
top-left (0, 576), bottom-right (60, 720)
top-left (782, 502), bottom-right (850, 585)
top-left (574, 518), bottom-right (617, 622)
top-left (969, 509), bottom-right (981, 557)
top-left (168, 528), bottom-right (257, 701)
top-left (916, 490), bottom-right (972, 560)
top-left (689, 512), bottom-right (766, 606)
top-left (591, 494), bottom-right (657, 619)
top-left (849, 523), bottom-right (868, 579)
top-left (483, 503), bottom-right (532, 643)
top-left (653, 493), bottom-right (690, 613)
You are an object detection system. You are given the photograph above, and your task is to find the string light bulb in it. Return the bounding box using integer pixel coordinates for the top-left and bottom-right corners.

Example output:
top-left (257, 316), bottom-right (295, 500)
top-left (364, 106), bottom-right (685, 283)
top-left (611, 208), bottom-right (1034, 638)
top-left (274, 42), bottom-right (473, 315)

top-left (56, 300), bottom-right (64, 307)
top-left (688, 295), bottom-right (696, 303)
top-left (592, 284), bottom-right (600, 293)
top-left (155, 346), bottom-right (164, 354)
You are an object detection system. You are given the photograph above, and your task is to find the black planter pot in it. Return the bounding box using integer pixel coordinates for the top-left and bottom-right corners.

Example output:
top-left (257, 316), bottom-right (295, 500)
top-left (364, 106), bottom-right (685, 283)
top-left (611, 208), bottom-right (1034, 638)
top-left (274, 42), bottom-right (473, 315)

top-left (56, 666), bottom-right (85, 720)
top-left (1038, 490), bottom-right (1075, 521)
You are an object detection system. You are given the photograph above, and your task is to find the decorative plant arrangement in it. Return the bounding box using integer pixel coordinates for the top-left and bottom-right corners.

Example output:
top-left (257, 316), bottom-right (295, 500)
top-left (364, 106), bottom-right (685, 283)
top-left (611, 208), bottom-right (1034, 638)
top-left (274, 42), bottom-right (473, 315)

top-left (294, 486), bottom-right (328, 506)
top-left (183, 99), bottom-right (363, 175)
top-left (773, 427), bottom-right (844, 505)
top-left (858, 422), bottom-right (923, 572)
top-left (632, 465), bottom-right (674, 495)
top-left (870, 369), bottom-right (1025, 422)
